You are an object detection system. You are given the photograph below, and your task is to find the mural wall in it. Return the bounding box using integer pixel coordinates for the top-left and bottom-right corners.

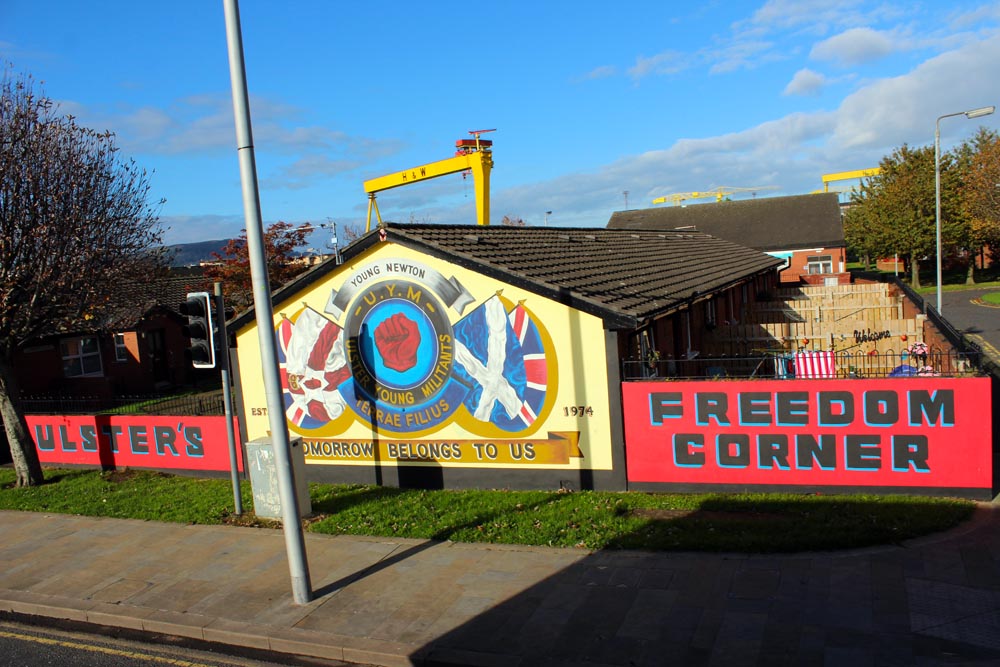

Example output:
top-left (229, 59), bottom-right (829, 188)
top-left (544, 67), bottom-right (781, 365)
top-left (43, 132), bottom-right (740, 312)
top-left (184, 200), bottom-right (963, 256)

top-left (236, 244), bottom-right (614, 476)
top-left (624, 377), bottom-right (993, 494)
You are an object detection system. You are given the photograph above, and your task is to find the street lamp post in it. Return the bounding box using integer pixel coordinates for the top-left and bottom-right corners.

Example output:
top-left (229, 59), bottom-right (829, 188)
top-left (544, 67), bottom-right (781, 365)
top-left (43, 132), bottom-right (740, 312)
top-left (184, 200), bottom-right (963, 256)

top-left (934, 105), bottom-right (995, 314)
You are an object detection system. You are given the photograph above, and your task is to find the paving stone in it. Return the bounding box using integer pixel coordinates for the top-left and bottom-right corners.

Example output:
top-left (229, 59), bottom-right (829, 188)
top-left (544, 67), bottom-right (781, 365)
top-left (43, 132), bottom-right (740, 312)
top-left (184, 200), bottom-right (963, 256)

top-left (617, 588), bottom-right (678, 640)
top-left (0, 504), bottom-right (999, 667)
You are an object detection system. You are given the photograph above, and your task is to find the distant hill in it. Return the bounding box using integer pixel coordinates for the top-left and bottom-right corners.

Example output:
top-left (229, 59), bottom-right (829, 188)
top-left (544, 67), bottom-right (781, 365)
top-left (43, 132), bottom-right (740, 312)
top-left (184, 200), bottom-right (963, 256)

top-left (163, 239), bottom-right (231, 267)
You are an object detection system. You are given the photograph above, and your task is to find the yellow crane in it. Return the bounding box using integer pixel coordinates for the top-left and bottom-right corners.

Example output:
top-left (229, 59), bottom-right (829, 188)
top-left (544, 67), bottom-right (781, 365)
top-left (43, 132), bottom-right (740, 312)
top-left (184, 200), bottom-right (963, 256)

top-left (363, 129), bottom-right (495, 231)
top-left (820, 168), bottom-right (881, 193)
top-left (652, 185), bottom-right (777, 206)
top-left (651, 191), bottom-right (718, 206)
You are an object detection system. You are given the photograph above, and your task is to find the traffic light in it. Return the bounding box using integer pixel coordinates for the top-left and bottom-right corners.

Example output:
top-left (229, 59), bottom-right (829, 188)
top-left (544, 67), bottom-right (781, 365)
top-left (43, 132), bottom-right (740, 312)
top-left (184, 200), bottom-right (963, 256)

top-left (179, 291), bottom-right (215, 369)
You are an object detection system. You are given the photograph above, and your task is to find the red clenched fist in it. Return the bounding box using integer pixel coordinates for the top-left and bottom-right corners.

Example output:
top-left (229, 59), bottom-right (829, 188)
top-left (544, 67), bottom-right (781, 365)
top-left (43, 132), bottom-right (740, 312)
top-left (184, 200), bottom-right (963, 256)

top-left (374, 312), bottom-right (421, 372)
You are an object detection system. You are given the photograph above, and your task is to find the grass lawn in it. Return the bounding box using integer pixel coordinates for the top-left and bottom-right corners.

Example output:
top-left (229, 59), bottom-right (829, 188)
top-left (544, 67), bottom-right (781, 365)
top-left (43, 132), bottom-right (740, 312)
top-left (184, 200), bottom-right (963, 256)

top-left (849, 264), bottom-right (1000, 294)
top-left (0, 467), bottom-right (977, 554)
top-left (981, 291), bottom-right (1000, 305)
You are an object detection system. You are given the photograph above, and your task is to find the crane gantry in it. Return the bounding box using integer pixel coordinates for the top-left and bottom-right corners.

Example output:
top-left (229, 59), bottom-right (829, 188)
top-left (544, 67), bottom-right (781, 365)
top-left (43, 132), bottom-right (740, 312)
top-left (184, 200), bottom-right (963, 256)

top-left (652, 185), bottom-right (778, 206)
top-left (363, 129), bottom-right (495, 231)
top-left (820, 168), bottom-right (881, 192)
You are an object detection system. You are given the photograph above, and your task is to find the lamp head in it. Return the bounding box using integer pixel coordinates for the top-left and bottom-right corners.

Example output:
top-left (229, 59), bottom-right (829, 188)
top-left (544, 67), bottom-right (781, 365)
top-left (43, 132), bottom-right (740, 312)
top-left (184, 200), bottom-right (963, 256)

top-left (965, 106), bottom-right (995, 119)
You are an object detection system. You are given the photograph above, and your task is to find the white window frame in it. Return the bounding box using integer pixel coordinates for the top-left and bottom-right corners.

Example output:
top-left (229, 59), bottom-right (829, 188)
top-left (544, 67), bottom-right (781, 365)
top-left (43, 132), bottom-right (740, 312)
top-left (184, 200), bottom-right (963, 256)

top-left (114, 333), bottom-right (129, 362)
top-left (806, 254), bottom-right (834, 274)
top-left (61, 335), bottom-right (103, 378)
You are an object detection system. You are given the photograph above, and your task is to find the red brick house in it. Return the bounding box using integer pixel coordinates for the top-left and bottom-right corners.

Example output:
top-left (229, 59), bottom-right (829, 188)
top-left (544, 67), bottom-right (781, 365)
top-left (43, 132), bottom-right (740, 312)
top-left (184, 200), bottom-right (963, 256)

top-left (12, 274), bottom-right (214, 401)
top-left (608, 193), bottom-right (847, 285)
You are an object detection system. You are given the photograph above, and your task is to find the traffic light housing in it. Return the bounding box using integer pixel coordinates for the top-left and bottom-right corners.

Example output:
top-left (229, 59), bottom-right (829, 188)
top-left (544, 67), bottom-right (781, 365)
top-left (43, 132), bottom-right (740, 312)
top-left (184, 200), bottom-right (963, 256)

top-left (179, 292), bottom-right (215, 369)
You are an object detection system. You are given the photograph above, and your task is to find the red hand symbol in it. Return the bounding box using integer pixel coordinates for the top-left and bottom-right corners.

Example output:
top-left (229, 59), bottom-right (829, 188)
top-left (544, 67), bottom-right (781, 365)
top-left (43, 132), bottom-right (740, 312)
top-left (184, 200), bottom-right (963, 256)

top-left (374, 312), bottom-right (421, 372)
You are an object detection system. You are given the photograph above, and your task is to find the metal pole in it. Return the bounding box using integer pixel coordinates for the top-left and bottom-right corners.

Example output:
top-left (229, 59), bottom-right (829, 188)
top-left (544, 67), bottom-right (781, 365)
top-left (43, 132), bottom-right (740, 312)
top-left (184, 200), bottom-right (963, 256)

top-left (934, 105), bottom-right (995, 314)
top-left (333, 221), bottom-right (342, 265)
top-left (222, 0), bottom-right (312, 604)
top-left (934, 116), bottom-right (943, 314)
top-left (215, 282), bottom-right (242, 517)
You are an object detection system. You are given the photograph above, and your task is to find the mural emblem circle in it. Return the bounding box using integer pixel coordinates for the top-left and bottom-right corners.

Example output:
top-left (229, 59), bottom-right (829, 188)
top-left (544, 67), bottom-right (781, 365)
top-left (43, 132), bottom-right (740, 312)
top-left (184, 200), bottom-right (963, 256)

top-left (343, 279), bottom-right (461, 431)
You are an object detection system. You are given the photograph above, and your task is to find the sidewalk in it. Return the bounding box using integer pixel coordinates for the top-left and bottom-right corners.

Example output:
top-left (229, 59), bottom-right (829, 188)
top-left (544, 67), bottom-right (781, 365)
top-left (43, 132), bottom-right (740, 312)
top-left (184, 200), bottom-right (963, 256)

top-left (0, 507), bottom-right (999, 667)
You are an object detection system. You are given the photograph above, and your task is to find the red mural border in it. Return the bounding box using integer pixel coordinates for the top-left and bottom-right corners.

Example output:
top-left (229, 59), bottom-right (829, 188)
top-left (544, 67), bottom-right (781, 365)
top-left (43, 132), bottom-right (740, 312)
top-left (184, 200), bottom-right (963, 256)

top-left (623, 377), bottom-right (992, 489)
top-left (27, 415), bottom-right (243, 473)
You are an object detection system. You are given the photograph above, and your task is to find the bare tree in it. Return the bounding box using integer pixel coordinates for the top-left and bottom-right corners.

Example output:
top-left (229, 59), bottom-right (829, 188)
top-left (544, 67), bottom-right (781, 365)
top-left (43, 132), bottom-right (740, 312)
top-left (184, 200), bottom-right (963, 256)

top-left (0, 67), bottom-right (165, 486)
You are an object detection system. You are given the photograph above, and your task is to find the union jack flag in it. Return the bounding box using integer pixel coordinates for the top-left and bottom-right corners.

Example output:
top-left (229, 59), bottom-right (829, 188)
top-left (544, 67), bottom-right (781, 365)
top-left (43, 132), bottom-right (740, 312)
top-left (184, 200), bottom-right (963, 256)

top-left (508, 303), bottom-right (549, 427)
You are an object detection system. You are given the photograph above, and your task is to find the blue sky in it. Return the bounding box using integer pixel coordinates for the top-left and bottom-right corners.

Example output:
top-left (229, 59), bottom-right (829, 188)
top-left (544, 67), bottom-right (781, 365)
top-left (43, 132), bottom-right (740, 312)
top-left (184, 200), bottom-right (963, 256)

top-left (3, 1), bottom-right (1000, 247)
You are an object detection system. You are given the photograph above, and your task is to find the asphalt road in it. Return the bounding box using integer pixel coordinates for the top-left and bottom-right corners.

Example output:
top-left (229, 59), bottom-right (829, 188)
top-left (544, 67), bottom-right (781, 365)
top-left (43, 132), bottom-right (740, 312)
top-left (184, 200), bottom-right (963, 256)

top-left (0, 619), bottom-right (354, 667)
top-left (940, 287), bottom-right (1000, 354)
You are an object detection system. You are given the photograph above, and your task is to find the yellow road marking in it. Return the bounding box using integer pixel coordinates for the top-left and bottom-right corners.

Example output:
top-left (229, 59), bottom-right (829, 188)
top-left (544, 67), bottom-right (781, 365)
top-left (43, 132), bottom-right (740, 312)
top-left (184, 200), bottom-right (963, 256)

top-left (0, 628), bottom-right (216, 666)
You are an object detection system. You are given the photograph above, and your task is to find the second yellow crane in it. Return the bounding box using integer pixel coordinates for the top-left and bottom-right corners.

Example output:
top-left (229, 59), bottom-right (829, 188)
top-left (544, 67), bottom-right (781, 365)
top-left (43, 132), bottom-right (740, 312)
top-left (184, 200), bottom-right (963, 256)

top-left (652, 185), bottom-right (778, 206)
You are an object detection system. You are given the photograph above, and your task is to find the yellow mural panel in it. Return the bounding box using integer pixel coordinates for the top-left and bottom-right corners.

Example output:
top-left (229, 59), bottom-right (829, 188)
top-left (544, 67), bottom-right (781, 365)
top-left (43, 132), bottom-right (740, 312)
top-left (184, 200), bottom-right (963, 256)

top-left (235, 242), bottom-right (613, 471)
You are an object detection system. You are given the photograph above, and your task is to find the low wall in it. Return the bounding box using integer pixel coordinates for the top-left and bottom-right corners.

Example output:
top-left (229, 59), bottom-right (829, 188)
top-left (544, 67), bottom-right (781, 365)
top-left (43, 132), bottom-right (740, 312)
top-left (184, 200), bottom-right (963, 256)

top-left (26, 414), bottom-right (243, 474)
top-left (622, 377), bottom-right (994, 499)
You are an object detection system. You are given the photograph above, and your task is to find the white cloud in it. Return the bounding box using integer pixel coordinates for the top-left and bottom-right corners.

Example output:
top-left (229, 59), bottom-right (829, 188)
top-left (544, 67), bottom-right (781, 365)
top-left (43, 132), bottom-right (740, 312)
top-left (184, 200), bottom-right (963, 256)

top-left (467, 32), bottom-right (1000, 231)
top-left (577, 65), bottom-right (617, 81)
top-left (717, 0), bottom-right (911, 73)
top-left (262, 155), bottom-right (362, 190)
top-left (948, 4), bottom-right (1000, 30)
top-left (831, 31), bottom-right (1000, 149)
top-left (628, 51), bottom-right (688, 80)
top-left (811, 27), bottom-right (898, 65)
top-left (708, 39), bottom-right (780, 74)
top-left (159, 214), bottom-right (245, 245)
top-left (50, 93), bottom-right (404, 169)
top-left (784, 68), bottom-right (828, 96)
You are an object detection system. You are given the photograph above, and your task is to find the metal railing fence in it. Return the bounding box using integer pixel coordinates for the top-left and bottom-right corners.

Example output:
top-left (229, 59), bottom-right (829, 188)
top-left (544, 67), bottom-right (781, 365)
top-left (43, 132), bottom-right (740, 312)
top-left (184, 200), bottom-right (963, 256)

top-left (20, 393), bottom-right (225, 416)
top-left (623, 347), bottom-right (981, 381)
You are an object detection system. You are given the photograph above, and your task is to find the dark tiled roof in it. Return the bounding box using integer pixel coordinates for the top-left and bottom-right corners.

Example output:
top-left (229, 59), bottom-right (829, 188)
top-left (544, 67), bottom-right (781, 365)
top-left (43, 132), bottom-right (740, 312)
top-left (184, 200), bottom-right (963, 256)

top-left (365, 224), bottom-right (780, 328)
top-left (102, 272), bottom-right (212, 330)
top-left (232, 224), bottom-right (782, 331)
top-left (607, 193), bottom-right (844, 252)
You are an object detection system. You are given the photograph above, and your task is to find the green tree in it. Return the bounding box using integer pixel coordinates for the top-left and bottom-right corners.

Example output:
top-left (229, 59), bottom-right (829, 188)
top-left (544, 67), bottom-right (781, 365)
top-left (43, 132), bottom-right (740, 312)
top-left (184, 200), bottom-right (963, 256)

top-left (847, 145), bottom-right (945, 287)
top-left (0, 68), bottom-right (165, 486)
top-left (844, 183), bottom-right (891, 271)
top-left (204, 221), bottom-right (312, 308)
top-left (957, 128), bottom-right (1000, 282)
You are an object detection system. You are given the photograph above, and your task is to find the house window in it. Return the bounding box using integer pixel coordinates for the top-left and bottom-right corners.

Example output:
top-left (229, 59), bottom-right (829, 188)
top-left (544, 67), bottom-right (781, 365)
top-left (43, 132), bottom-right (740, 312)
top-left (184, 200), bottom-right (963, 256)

top-left (114, 333), bottom-right (128, 362)
top-left (806, 255), bottom-right (833, 274)
top-left (61, 336), bottom-right (103, 378)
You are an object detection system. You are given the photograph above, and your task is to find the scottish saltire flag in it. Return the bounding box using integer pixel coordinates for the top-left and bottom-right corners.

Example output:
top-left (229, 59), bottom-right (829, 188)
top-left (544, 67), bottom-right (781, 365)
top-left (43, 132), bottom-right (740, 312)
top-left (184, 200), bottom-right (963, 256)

top-left (277, 308), bottom-right (350, 428)
top-left (452, 296), bottom-right (528, 432)
top-left (508, 303), bottom-right (548, 427)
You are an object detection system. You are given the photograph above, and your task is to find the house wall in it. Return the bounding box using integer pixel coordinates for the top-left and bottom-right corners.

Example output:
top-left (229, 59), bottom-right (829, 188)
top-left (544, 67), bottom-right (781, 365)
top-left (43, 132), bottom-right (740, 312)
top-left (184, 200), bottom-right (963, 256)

top-left (13, 312), bottom-right (198, 399)
top-left (780, 247), bottom-right (847, 284)
top-left (234, 242), bottom-right (623, 491)
top-left (622, 273), bottom-right (778, 379)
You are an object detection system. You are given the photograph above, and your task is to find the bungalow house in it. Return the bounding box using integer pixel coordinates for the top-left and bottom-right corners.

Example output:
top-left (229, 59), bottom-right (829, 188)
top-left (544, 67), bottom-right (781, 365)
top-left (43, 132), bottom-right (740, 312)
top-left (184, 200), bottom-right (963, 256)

top-left (229, 223), bottom-right (782, 491)
top-left (12, 274), bottom-right (215, 404)
top-left (608, 193), bottom-right (847, 285)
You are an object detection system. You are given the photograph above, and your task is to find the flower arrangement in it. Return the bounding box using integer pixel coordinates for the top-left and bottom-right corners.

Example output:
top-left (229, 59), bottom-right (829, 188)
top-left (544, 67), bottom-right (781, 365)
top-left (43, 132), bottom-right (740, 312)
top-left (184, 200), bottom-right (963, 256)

top-left (907, 340), bottom-right (931, 372)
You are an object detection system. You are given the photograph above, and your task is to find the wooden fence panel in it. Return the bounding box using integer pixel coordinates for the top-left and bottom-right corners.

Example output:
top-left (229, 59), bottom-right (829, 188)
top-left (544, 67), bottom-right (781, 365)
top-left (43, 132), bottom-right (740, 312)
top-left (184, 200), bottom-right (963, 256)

top-left (703, 317), bottom-right (925, 355)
